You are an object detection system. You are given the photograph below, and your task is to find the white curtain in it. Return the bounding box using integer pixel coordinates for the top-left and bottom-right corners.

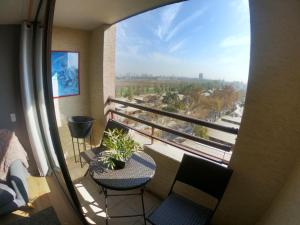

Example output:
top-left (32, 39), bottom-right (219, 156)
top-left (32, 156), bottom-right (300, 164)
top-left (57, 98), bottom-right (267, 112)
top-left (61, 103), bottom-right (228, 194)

top-left (34, 25), bottom-right (60, 169)
top-left (20, 22), bottom-right (49, 176)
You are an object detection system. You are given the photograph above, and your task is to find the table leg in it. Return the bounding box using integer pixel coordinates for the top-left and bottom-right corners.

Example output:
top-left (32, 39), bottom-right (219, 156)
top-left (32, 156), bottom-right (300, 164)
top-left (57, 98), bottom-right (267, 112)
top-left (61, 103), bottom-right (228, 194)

top-left (71, 137), bottom-right (77, 163)
top-left (90, 135), bottom-right (92, 149)
top-left (141, 188), bottom-right (146, 225)
top-left (81, 138), bottom-right (86, 168)
top-left (77, 138), bottom-right (80, 165)
top-left (103, 187), bottom-right (109, 225)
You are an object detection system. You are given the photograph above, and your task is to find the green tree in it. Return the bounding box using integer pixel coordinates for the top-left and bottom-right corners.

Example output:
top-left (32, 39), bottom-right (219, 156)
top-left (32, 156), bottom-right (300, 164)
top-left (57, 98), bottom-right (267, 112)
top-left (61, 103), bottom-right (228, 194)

top-left (154, 85), bottom-right (162, 94)
top-left (193, 125), bottom-right (209, 139)
top-left (162, 91), bottom-right (180, 105)
top-left (124, 87), bottom-right (133, 100)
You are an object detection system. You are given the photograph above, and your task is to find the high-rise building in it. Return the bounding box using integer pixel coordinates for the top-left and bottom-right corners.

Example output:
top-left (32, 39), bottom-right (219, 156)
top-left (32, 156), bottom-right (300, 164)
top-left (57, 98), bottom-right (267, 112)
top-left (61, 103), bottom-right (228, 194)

top-left (199, 73), bottom-right (203, 80)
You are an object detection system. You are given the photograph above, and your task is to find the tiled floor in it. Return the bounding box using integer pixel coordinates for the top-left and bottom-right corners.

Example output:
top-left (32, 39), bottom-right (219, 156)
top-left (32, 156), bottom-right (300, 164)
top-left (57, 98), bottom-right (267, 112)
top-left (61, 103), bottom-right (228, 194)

top-left (73, 176), bottom-right (161, 225)
top-left (66, 156), bottom-right (89, 181)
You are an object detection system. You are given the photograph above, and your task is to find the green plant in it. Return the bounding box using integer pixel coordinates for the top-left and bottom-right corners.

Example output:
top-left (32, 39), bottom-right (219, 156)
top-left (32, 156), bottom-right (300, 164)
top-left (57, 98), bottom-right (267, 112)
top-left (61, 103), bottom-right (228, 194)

top-left (101, 129), bottom-right (142, 169)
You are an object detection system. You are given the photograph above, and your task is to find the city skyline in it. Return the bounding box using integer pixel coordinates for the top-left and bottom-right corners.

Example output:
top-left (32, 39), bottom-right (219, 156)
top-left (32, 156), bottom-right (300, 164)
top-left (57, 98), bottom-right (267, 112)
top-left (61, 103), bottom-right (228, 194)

top-left (116, 0), bottom-right (250, 83)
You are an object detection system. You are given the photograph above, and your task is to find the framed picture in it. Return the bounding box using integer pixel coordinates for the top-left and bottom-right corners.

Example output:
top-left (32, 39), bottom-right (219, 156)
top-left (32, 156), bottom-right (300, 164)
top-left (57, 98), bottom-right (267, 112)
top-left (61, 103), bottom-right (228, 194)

top-left (51, 51), bottom-right (80, 98)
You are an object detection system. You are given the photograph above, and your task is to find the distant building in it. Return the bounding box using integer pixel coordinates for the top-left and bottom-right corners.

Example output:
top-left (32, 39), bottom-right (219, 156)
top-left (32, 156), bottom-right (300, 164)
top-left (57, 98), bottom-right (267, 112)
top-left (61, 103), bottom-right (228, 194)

top-left (199, 73), bottom-right (203, 80)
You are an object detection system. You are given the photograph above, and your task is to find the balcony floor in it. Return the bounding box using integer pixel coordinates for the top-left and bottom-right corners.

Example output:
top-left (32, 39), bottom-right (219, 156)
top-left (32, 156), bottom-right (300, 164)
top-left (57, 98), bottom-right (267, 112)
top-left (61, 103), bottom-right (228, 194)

top-left (74, 176), bottom-right (161, 225)
top-left (64, 128), bottom-right (229, 225)
top-left (66, 157), bottom-right (162, 225)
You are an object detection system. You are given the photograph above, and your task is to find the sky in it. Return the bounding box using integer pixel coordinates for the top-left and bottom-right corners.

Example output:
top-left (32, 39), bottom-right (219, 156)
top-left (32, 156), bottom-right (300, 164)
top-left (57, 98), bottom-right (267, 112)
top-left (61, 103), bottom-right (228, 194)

top-left (116, 0), bottom-right (250, 83)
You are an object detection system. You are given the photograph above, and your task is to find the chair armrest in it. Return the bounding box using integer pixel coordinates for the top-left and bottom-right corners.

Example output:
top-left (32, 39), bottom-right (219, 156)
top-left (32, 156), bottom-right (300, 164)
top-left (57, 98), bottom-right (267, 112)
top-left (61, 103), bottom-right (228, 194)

top-left (8, 160), bottom-right (29, 204)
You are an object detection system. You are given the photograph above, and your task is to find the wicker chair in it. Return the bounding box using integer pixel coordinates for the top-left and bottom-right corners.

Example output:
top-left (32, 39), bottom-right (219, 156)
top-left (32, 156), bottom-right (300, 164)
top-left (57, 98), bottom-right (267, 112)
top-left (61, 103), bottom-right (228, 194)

top-left (147, 154), bottom-right (233, 225)
top-left (80, 119), bottom-right (129, 167)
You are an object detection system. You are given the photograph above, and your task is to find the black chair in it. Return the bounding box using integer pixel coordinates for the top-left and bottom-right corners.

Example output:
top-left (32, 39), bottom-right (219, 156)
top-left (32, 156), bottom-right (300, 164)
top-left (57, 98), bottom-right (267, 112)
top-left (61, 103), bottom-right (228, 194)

top-left (80, 119), bottom-right (129, 167)
top-left (147, 154), bottom-right (233, 225)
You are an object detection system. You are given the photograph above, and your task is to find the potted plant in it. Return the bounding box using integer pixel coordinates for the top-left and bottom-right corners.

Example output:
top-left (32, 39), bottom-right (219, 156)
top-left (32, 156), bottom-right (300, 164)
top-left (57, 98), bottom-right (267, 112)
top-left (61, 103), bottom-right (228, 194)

top-left (101, 129), bottom-right (142, 170)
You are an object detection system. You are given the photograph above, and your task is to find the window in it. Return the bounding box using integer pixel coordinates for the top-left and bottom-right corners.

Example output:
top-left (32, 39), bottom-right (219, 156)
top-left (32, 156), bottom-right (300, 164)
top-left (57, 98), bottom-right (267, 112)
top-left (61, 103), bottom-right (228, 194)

top-left (114, 0), bottom-right (250, 163)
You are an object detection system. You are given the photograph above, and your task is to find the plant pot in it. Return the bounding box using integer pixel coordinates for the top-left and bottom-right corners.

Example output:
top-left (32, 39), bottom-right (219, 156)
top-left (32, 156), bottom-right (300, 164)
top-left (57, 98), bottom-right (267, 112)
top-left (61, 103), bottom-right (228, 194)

top-left (68, 116), bottom-right (94, 138)
top-left (110, 158), bottom-right (126, 170)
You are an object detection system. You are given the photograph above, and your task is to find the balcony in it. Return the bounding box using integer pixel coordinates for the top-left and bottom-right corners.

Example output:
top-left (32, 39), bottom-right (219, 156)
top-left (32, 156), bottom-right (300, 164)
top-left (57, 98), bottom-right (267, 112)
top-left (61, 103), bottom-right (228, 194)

top-left (49, 6), bottom-right (244, 224)
top-left (1, 0), bottom-right (300, 225)
top-left (60, 96), bottom-right (240, 224)
top-left (107, 97), bottom-right (239, 165)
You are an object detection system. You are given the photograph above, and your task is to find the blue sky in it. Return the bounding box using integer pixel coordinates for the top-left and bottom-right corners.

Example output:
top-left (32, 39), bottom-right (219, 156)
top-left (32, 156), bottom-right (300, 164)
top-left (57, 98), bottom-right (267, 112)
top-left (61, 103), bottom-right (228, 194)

top-left (116, 0), bottom-right (250, 83)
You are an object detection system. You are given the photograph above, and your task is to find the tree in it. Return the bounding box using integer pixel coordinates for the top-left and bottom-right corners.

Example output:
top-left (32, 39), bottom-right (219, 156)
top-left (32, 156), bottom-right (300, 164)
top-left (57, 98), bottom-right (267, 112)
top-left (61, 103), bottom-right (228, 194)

top-left (162, 91), bottom-right (180, 105)
top-left (154, 85), bottom-right (163, 94)
top-left (193, 125), bottom-right (209, 139)
top-left (124, 87), bottom-right (133, 100)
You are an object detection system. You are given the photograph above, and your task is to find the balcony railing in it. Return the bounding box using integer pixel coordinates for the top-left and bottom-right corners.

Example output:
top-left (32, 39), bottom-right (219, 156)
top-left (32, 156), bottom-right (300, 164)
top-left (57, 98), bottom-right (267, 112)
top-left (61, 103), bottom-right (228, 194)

top-left (107, 97), bottom-right (239, 164)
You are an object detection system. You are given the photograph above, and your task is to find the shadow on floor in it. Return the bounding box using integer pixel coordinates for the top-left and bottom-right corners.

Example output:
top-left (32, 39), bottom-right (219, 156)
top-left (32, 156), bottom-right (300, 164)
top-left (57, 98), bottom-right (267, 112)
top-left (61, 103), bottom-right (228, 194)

top-left (73, 175), bottom-right (161, 225)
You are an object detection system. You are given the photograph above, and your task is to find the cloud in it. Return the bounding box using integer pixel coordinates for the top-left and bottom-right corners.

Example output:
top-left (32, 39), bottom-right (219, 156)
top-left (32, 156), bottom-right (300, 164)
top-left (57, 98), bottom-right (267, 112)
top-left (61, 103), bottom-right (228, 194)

top-left (231, 0), bottom-right (248, 12)
top-left (116, 1), bottom-right (250, 82)
top-left (155, 3), bottom-right (183, 40)
top-left (220, 35), bottom-right (250, 47)
top-left (169, 39), bottom-right (185, 53)
top-left (116, 23), bottom-right (127, 42)
top-left (165, 8), bottom-right (206, 42)
top-left (117, 21), bottom-right (152, 56)
top-left (230, 0), bottom-right (250, 25)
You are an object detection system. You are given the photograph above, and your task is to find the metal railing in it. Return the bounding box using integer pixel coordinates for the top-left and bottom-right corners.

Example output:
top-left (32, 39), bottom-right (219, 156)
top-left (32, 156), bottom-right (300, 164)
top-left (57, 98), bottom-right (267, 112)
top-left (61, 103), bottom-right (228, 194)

top-left (107, 97), bottom-right (239, 164)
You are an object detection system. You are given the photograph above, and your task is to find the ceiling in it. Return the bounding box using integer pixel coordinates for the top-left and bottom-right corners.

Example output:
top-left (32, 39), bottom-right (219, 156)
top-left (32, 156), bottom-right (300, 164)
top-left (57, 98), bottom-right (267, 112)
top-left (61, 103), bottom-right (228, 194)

top-left (53, 0), bottom-right (184, 30)
top-left (0, 0), bottom-right (183, 29)
top-left (0, 0), bottom-right (40, 24)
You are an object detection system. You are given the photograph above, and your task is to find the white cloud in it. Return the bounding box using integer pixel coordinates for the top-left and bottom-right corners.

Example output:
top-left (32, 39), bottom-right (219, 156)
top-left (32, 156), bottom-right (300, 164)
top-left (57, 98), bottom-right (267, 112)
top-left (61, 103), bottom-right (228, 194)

top-left (231, 0), bottom-right (248, 13)
top-left (169, 39), bottom-right (185, 53)
top-left (117, 49), bottom-right (250, 82)
top-left (116, 2), bottom-right (250, 82)
top-left (117, 21), bottom-right (152, 56)
top-left (165, 8), bottom-right (206, 42)
top-left (220, 35), bottom-right (250, 48)
top-left (116, 22), bottom-right (129, 44)
top-left (155, 3), bottom-right (183, 40)
top-left (230, 0), bottom-right (250, 25)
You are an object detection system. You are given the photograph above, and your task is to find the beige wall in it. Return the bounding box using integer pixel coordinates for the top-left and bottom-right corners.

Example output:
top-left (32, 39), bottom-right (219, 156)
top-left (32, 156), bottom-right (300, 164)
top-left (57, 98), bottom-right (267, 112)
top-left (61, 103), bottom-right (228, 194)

top-left (89, 25), bottom-right (116, 145)
top-left (103, 25), bottom-right (116, 117)
top-left (51, 25), bottom-right (116, 159)
top-left (52, 27), bottom-right (91, 158)
top-left (89, 27), bottom-right (104, 144)
top-left (52, 27), bottom-right (91, 124)
top-left (256, 159), bottom-right (300, 225)
top-left (213, 0), bottom-right (300, 224)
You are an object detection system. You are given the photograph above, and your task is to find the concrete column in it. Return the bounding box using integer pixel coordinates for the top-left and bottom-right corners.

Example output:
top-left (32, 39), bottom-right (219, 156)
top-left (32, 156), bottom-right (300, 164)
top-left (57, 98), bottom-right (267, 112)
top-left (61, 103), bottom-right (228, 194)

top-left (213, 0), bottom-right (300, 224)
top-left (89, 25), bottom-right (116, 145)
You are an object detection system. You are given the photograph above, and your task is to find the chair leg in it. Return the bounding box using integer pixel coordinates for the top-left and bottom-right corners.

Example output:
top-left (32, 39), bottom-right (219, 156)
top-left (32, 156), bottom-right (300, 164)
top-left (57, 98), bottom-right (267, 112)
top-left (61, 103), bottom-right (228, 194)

top-left (141, 188), bottom-right (146, 225)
